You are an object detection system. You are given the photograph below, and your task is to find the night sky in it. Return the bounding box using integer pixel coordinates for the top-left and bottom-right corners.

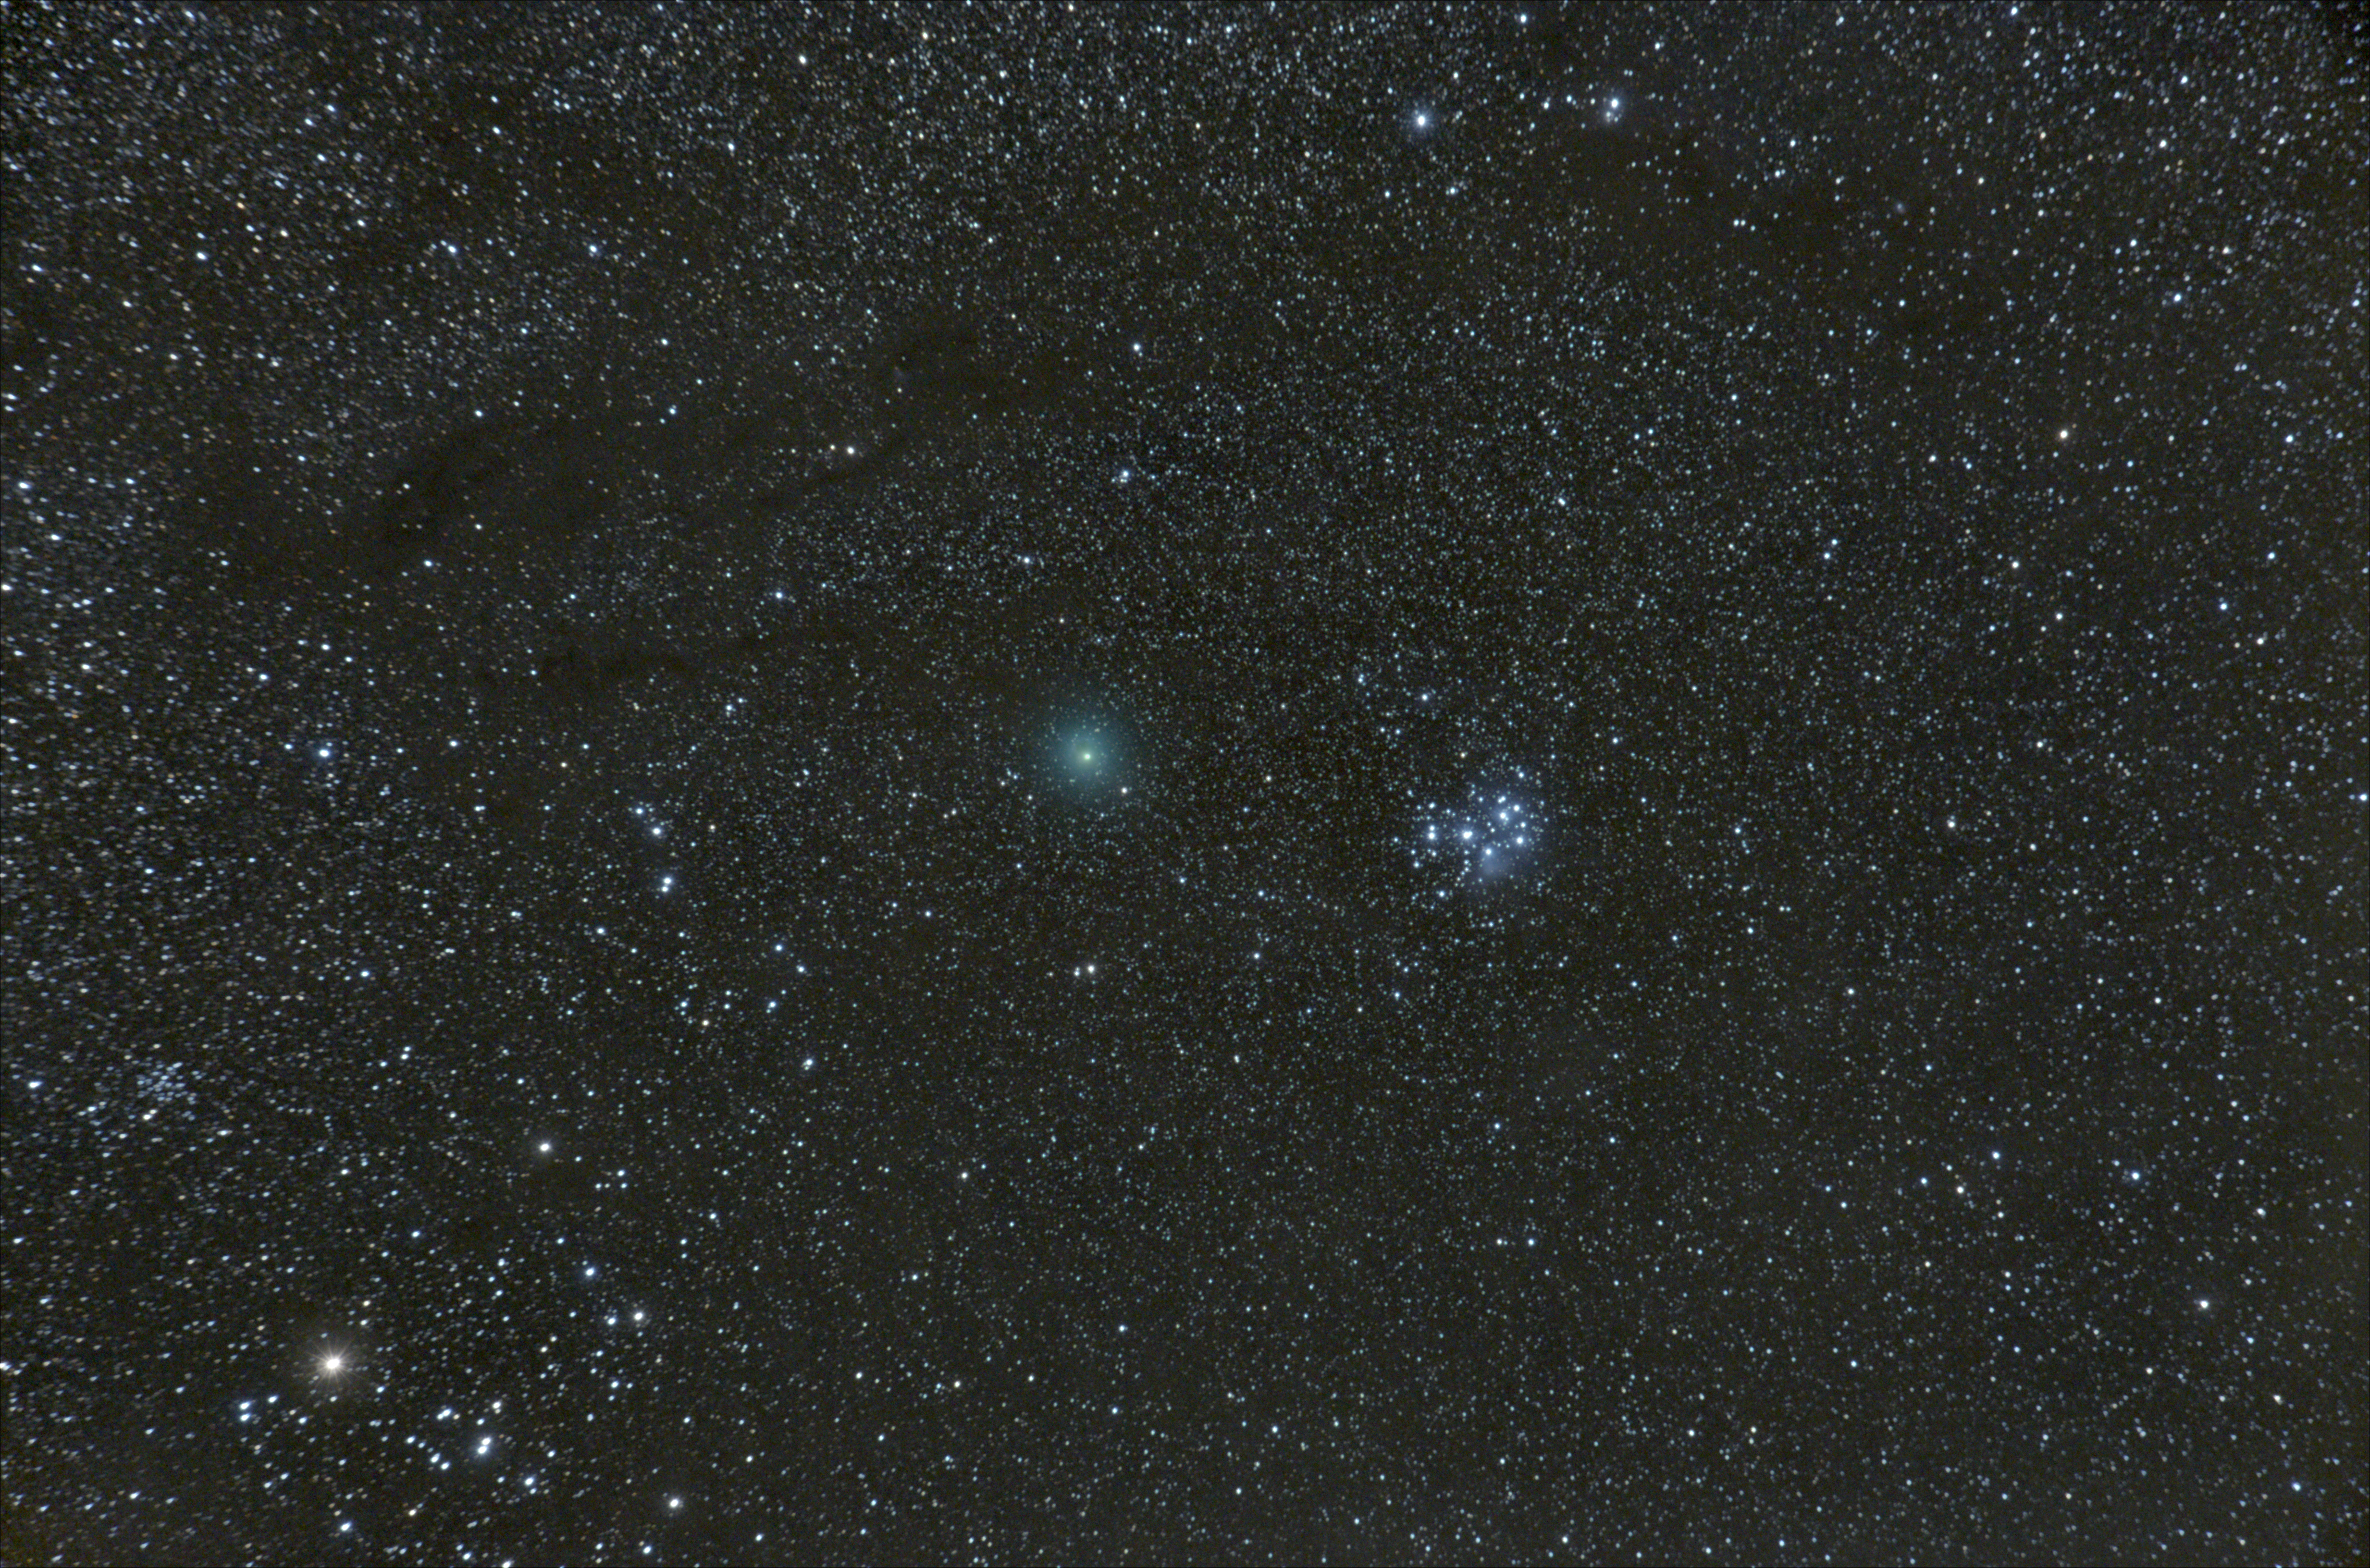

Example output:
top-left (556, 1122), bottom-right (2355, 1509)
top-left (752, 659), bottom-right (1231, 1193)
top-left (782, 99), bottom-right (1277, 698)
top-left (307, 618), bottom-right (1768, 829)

top-left (6, 4), bottom-right (2365, 1564)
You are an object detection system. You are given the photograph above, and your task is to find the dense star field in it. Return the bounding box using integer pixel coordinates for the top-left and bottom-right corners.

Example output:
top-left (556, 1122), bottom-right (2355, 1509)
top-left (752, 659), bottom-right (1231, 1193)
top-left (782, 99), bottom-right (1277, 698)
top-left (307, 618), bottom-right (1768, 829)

top-left (5, 4), bottom-right (2363, 1563)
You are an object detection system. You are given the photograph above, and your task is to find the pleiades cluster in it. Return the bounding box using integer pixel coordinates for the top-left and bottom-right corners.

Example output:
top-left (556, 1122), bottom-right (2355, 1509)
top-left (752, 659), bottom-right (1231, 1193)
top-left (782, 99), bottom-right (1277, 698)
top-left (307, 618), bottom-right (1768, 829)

top-left (5, 5), bottom-right (2362, 1564)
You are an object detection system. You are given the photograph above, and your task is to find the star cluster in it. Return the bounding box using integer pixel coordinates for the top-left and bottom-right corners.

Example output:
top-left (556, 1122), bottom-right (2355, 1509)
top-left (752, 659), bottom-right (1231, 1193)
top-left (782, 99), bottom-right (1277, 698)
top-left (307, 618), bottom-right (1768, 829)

top-left (4, 6), bottom-right (2361, 1566)
top-left (1413, 778), bottom-right (1543, 890)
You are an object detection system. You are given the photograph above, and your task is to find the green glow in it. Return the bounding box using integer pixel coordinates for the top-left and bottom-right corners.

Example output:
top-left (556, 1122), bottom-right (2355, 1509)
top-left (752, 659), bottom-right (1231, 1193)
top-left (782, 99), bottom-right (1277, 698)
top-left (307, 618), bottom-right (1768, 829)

top-left (1052, 723), bottom-right (1122, 791)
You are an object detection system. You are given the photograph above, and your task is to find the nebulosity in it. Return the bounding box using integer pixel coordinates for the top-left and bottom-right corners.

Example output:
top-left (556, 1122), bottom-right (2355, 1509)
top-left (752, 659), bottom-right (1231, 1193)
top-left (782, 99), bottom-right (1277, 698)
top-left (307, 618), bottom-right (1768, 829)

top-left (1412, 778), bottom-right (1542, 890)
top-left (1046, 719), bottom-right (1131, 802)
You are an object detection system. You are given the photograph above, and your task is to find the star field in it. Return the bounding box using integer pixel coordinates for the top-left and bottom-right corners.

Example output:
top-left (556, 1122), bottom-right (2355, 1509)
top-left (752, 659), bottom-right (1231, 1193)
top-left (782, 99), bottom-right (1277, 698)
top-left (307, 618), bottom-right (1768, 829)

top-left (4, 5), bottom-right (2364, 1564)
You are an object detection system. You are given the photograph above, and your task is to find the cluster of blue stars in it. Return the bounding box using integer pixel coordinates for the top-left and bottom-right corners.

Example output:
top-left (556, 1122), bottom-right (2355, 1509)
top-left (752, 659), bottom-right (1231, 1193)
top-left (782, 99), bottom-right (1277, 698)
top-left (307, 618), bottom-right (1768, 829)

top-left (1412, 782), bottom-right (1541, 888)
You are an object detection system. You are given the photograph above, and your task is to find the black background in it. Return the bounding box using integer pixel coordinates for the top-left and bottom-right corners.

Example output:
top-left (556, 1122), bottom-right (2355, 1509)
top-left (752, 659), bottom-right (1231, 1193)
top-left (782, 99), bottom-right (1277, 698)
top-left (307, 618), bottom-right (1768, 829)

top-left (5, 4), bottom-right (2362, 1563)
